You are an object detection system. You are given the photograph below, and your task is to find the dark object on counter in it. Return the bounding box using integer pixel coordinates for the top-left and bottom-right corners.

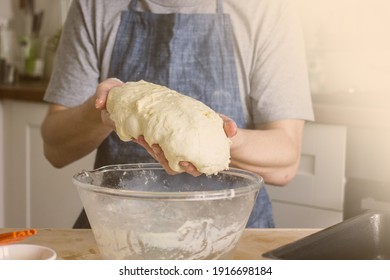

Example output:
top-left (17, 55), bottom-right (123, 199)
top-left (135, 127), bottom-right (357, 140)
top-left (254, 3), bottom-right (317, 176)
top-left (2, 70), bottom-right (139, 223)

top-left (0, 59), bottom-right (17, 85)
top-left (263, 210), bottom-right (390, 260)
top-left (73, 209), bottom-right (91, 229)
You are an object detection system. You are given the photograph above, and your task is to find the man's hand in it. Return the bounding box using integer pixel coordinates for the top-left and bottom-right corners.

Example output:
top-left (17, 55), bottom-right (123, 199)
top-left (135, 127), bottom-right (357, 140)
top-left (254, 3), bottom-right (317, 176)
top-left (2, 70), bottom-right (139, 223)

top-left (94, 78), bottom-right (124, 129)
top-left (133, 115), bottom-right (238, 177)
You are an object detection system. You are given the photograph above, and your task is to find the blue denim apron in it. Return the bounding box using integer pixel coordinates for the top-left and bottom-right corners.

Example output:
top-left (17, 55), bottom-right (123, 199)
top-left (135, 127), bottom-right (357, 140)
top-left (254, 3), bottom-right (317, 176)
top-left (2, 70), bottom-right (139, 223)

top-left (89, 0), bottom-right (274, 228)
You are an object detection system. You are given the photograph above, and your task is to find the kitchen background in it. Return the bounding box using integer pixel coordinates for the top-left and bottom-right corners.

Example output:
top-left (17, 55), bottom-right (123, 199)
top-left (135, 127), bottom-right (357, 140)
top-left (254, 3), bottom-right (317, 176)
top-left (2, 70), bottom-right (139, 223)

top-left (0, 0), bottom-right (389, 228)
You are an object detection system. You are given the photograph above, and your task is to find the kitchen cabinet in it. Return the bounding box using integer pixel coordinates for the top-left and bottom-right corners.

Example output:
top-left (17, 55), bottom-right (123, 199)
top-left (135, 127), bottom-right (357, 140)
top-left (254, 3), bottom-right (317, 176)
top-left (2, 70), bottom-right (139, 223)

top-left (1, 99), bottom-right (95, 228)
top-left (312, 94), bottom-right (390, 219)
top-left (267, 123), bottom-right (347, 228)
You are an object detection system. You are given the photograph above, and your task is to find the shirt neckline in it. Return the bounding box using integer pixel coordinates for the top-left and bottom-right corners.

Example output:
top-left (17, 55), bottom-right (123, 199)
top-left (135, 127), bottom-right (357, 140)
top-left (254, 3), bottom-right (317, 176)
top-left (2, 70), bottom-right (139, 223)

top-left (147, 0), bottom-right (209, 8)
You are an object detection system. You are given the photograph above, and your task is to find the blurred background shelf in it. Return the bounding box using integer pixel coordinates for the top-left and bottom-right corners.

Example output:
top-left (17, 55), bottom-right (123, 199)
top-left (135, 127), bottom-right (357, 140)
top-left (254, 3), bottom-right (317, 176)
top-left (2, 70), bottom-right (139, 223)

top-left (0, 80), bottom-right (47, 102)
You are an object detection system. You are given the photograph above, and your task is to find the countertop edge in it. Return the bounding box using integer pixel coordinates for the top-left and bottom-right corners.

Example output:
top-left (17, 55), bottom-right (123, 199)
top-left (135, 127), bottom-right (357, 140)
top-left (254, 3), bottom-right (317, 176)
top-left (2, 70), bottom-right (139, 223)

top-left (0, 81), bottom-right (48, 103)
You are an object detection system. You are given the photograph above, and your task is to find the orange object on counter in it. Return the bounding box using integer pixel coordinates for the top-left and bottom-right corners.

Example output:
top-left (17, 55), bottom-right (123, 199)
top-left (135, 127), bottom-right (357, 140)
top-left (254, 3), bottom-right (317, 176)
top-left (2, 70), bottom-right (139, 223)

top-left (0, 229), bottom-right (37, 245)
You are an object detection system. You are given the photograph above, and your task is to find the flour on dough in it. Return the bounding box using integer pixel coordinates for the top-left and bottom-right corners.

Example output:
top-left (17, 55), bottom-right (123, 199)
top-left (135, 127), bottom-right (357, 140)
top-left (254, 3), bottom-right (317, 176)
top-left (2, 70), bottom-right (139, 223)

top-left (106, 80), bottom-right (231, 175)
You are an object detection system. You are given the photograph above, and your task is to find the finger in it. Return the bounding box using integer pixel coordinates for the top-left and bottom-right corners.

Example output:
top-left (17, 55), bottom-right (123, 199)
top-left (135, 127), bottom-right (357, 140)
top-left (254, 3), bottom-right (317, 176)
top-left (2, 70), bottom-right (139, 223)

top-left (219, 114), bottom-right (238, 137)
top-left (95, 78), bottom-right (124, 109)
top-left (180, 162), bottom-right (202, 177)
top-left (135, 138), bottom-right (177, 174)
top-left (135, 136), bottom-right (157, 160)
top-left (151, 144), bottom-right (181, 175)
top-left (135, 137), bottom-right (200, 176)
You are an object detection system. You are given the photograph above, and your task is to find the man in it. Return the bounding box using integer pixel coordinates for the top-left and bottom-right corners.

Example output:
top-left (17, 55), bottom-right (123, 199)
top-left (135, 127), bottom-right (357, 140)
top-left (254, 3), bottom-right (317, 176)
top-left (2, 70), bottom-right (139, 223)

top-left (41, 0), bottom-right (314, 228)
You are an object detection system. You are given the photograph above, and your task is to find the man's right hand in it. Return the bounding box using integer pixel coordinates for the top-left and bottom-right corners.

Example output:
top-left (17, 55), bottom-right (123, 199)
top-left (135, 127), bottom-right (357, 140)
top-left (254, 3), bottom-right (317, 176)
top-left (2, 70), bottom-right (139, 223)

top-left (94, 78), bottom-right (124, 129)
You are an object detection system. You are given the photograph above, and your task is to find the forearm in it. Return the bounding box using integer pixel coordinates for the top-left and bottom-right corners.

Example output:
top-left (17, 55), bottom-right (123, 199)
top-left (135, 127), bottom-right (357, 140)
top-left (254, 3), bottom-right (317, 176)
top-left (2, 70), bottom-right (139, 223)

top-left (229, 120), bottom-right (304, 186)
top-left (41, 96), bottom-right (113, 168)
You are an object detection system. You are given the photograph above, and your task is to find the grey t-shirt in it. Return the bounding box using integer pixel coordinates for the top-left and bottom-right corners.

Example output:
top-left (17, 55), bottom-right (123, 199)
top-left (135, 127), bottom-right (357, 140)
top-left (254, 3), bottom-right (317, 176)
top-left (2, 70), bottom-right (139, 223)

top-left (44, 0), bottom-right (314, 126)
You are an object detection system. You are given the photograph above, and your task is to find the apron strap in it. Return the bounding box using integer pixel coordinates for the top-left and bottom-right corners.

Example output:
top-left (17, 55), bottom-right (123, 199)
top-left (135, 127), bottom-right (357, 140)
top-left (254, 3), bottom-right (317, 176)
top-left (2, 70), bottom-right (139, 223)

top-left (216, 0), bottom-right (223, 14)
top-left (130, 0), bottom-right (223, 14)
top-left (129, 0), bottom-right (139, 11)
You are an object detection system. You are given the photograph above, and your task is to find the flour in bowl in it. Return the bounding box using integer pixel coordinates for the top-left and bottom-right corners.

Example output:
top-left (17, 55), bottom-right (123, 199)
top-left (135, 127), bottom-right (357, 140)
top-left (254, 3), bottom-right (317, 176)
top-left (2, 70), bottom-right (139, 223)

top-left (93, 218), bottom-right (245, 260)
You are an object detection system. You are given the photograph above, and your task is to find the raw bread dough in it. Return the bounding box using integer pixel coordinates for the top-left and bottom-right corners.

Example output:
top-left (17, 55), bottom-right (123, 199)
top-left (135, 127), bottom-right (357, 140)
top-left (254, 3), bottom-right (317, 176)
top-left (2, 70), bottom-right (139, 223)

top-left (106, 80), bottom-right (231, 175)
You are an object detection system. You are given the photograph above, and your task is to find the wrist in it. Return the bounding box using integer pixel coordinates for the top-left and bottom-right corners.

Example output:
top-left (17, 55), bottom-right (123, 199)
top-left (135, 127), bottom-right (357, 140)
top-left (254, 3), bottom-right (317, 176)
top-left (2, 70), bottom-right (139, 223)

top-left (82, 96), bottom-right (100, 122)
top-left (83, 95), bottom-right (112, 132)
top-left (230, 128), bottom-right (244, 154)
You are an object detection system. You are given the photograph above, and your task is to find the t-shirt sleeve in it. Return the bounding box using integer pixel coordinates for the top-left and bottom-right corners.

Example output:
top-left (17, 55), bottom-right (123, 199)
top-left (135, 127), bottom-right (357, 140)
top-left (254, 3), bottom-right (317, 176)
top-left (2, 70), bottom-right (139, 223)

top-left (250, 0), bottom-right (314, 123)
top-left (43, 0), bottom-right (100, 108)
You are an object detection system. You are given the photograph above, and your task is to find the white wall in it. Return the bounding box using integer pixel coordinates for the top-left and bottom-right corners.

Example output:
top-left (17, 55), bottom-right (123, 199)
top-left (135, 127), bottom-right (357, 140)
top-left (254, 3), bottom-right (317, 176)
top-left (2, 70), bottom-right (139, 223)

top-left (0, 0), bottom-right (66, 34)
top-left (0, 0), bottom-right (12, 19)
top-left (296, 0), bottom-right (390, 96)
top-left (0, 0), bottom-right (68, 68)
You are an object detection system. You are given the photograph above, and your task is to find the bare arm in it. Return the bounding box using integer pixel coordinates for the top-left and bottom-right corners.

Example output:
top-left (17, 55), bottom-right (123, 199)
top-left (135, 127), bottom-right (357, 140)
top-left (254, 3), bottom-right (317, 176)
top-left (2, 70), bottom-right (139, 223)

top-left (133, 113), bottom-right (305, 185)
top-left (41, 78), bottom-right (202, 176)
top-left (230, 120), bottom-right (304, 186)
top-left (42, 78), bottom-right (305, 186)
top-left (41, 79), bottom-right (122, 168)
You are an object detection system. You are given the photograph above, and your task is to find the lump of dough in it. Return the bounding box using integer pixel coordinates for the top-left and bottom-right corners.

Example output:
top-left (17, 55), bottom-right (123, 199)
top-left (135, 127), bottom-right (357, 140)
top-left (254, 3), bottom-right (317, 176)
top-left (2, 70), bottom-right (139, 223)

top-left (106, 80), bottom-right (231, 175)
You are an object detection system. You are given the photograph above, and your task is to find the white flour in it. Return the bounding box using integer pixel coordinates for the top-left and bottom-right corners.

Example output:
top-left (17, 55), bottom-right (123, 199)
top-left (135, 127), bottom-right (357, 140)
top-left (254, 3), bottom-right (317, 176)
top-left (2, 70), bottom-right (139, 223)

top-left (93, 218), bottom-right (245, 260)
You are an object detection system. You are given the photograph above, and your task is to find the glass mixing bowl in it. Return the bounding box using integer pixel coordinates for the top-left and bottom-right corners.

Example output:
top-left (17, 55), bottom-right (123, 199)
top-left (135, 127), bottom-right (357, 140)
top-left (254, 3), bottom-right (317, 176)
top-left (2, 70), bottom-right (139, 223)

top-left (73, 163), bottom-right (263, 260)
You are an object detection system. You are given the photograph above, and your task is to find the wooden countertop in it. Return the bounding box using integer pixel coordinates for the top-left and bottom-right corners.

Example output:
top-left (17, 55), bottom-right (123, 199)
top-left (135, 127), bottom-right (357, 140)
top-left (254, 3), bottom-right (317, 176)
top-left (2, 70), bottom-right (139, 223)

top-left (0, 80), bottom-right (48, 102)
top-left (0, 228), bottom-right (319, 260)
